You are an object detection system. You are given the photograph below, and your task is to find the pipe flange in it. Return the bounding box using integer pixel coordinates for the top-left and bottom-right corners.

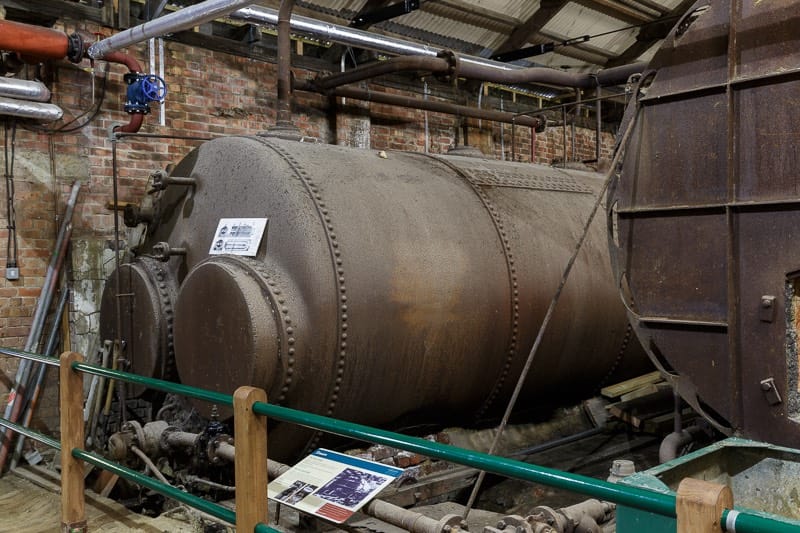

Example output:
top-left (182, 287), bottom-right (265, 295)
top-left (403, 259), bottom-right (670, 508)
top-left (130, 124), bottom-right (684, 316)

top-left (435, 49), bottom-right (459, 84)
top-left (66, 32), bottom-right (84, 63)
top-left (208, 434), bottom-right (234, 465)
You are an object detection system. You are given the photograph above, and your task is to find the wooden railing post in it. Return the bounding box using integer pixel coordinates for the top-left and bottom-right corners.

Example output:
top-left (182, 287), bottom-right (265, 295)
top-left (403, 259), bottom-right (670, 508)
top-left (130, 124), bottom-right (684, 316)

top-left (677, 477), bottom-right (733, 533)
top-left (60, 351), bottom-right (86, 533)
top-left (234, 386), bottom-right (268, 532)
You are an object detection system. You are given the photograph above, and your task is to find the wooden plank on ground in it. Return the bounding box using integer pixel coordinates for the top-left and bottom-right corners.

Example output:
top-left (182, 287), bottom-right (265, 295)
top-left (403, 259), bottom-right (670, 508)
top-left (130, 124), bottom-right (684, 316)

top-left (601, 371), bottom-right (663, 399)
top-left (608, 387), bottom-right (674, 429)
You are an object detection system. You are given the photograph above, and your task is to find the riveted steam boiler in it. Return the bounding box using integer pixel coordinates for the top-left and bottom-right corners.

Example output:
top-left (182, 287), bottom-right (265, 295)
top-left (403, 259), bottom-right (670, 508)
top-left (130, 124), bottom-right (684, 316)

top-left (101, 137), bottom-right (648, 459)
top-left (609, 0), bottom-right (800, 447)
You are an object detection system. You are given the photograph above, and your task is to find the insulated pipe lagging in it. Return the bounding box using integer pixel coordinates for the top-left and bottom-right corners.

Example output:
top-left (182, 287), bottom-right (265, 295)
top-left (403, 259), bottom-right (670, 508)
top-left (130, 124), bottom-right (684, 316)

top-left (0, 78), bottom-right (51, 102)
top-left (0, 97), bottom-right (63, 121)
top-left (88, 0), bottom-right (259, 59)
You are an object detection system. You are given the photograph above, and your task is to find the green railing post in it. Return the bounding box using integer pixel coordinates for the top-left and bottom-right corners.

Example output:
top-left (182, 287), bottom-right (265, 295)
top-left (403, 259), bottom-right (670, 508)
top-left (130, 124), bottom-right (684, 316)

top-left (60, 351), bottom-right (86, 533)
top-left (234, 386), bottom-right (269, 532)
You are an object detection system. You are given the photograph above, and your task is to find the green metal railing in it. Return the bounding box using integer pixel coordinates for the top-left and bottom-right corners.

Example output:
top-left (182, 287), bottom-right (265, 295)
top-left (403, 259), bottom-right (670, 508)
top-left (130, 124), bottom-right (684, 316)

top-left (2, 346), bottom-right (799, 533)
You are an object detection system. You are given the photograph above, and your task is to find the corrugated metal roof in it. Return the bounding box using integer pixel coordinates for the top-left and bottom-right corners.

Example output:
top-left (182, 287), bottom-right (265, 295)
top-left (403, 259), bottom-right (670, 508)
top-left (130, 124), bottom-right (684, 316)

top-left (541, 2), bottom-right (639, 56)
top-left (259, 0), bottom-right (692, 73)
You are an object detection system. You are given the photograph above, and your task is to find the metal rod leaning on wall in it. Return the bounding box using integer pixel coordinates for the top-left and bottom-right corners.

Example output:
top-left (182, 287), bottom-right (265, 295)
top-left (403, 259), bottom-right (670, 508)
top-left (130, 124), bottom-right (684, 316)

top-left (0, 182), bottom-right (80, 475)
top-left (10, 287), bottom-right (70, 469)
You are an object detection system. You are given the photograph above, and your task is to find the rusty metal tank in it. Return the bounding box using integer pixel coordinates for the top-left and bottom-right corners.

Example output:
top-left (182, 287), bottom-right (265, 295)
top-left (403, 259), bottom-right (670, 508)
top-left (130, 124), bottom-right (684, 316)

top-left (102, 136), bottom-right (647, 460)
top-left (608, 0), bottom-right (800, 446)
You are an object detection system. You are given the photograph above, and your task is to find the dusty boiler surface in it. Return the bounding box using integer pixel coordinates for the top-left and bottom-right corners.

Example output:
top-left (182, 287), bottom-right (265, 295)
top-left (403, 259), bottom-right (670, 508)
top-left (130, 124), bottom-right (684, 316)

top-left (101, 137), bottom-right (649, 462)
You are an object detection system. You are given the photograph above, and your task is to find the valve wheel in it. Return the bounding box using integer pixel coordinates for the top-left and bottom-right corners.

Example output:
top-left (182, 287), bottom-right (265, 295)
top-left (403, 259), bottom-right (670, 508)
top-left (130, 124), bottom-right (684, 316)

top-left (141, 75), bottom-right (167, 102)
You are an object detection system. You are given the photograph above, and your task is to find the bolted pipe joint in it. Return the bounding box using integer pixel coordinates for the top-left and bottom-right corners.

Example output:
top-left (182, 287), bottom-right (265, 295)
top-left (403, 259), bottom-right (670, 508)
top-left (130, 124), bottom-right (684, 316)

top-left (151, 242), bottom-right (187, 262)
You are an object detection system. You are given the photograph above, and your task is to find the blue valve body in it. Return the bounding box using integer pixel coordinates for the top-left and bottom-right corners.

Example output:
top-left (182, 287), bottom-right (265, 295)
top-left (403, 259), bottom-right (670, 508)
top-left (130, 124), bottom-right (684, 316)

top-left (124, 73), bottom-right (167, 114)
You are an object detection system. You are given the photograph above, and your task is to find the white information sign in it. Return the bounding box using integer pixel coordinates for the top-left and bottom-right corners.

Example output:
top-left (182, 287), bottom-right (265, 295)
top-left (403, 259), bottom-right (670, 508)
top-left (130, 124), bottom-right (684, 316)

top-left (208, 218), bottom-right (268, 257)
top-left (267, 448), bottom-right (403, 524)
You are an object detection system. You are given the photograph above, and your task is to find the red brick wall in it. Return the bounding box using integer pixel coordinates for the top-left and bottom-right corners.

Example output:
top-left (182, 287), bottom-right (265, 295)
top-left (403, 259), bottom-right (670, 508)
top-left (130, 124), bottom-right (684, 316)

top-left (0, 16), bottom-right (616, 439)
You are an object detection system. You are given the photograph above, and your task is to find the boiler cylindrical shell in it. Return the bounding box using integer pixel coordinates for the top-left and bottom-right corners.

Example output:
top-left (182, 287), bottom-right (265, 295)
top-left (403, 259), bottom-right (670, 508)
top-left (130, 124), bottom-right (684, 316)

top-left (120, 137), bottom-right (645, 459)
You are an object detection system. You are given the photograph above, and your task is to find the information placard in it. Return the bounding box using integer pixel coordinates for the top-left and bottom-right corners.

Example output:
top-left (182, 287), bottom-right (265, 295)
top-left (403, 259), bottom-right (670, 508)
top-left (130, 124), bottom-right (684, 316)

top-left (208, 218), bottom-right (268, 256)
top-left (267, 449), bottom-right (403, 523)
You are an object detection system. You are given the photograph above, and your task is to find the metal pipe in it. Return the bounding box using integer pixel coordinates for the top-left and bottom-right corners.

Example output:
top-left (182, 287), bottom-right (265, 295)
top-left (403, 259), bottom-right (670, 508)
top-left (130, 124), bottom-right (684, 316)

top-left (74, 449), bottom-right (237, 525)
top-left (88, 0), bottom-right (259, 59)
top-left (313, 54), bottom-right (645, 91)
top-left (296, 82), bottom-right (544, 129)
top-left (232, 6), bottom-right (645, 87)
top-left (0, 97), bottom-right (63, 121)
top-left (276, 0), bottom-right (295, 127)
top-left (131, 444), bottom-right (171, 485)
top-left (0, 20), bottom-right (69, 61)
top-left (0, 417), bottom-right (60, 451)
top-left (0, 78), bottom-right (51, 102)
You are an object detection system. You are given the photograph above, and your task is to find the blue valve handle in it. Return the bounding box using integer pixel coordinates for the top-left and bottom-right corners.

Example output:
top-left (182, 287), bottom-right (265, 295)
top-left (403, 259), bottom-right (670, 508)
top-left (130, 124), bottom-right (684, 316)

top-left (141, 75), bottom-right (167, 102)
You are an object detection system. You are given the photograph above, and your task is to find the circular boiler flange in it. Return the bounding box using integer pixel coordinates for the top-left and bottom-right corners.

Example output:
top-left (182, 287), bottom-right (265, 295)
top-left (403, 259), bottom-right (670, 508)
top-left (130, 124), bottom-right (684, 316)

top-left (173, 256), bottom-right (282, 416)
top-left (99, 258), bottom-right (177, 398)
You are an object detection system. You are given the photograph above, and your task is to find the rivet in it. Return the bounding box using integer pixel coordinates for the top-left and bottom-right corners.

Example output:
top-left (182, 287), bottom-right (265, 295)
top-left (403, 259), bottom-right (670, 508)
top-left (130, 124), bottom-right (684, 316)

top-left (338, 369), bottom-right (344, 376)
top-left (342, 323), bottom-right (348, 330)
top-left (340, 286), bottom-right (346, 293)
top-left (338, 358), bottom-right (345, 365)
top-left (288, 356), bottom-right (295, 364)
top-left (322, 209), bottom-right (328, 215)
top-left (282, 386), bottom-right (289, 393)
top-left (315, 195), bottom-right (322, 200)
top-left (334, 250), bottom-right (341, 257)
top-left (341, 295), bottom-right (347, 302)
top-left (329, 231), bottom-right (336, 238)
top-left (332, 242), bottom-right (339, 248)
top-left (337, 268), bottom-right (344, 274)
top-left (336, 377), bottom-right (342, 384)
top-left (336, 258), bottom-right (343, 265)
top-left (287, 327), bottom-right (294, 334)
top-left (513, 282), bottom-right (518, 288)
top-left (278, 298), bottom-right (285, 304)
top-left (332, 394), bottom-right (338, 401)
top-left (513, 290), bottom-right (519, 296)
top-left (512, 327), bottom-right (518, 334)
top-left (288, 337), bottom-right (295, 345)
top-left (342, 313), bottom-right (348, 320)
top-left (274, 289), bottom-right (281, 295)
top-left (285, 377), bottom-right (292, 384)
top-left (341, 304), bottom-right (348, 311)
top-left (282, 307), bottom-right (289, 314)
top-left (284, 317), bottom-right (291, 323)
top-left (514, 304), bottom-right (519, 311)
top-left (341, 341), bottom-right (347, 348)
top-left (327, 408), bottom-right (334, 414)
top-left (341, 333), bottom-right (348, 339)
top-left (319, 202), bottom-right (326, 207)
top-left (268, 280), bottom-right (275, 286)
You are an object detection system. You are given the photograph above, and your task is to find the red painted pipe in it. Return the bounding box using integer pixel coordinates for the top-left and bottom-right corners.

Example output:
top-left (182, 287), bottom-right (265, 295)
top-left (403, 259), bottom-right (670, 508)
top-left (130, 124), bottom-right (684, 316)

top-left (101, 51), bottom-right (146, 134)
top-left (0, 20), bottom-right (69, 60)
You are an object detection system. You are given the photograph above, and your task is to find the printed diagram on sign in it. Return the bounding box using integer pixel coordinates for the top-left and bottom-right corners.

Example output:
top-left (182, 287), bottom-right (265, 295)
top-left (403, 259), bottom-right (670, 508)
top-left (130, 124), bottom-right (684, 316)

top-left (209, 218), bottom-right (268, 257)
top-left (267, 449), bottom-right (402, 524)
